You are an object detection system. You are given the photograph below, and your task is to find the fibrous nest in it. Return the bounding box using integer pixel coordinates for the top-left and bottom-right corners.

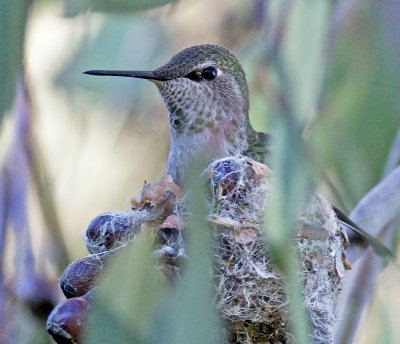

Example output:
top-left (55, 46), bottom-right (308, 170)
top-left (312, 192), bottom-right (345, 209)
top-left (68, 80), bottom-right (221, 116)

top-left (204, 157), bottom-right (349, 343)
top-left (47, 158), bottom-right (349, 344)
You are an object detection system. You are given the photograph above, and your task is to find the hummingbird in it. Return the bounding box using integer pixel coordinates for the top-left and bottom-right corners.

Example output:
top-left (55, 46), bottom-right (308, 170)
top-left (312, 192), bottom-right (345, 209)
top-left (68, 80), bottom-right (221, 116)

top-left (84, 44), bottom-right (391, 258)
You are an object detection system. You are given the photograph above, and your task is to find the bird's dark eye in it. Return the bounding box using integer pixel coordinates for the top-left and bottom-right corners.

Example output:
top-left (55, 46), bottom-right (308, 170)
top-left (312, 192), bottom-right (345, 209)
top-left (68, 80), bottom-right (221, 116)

top-left (201, 67), bottom-right (218, 80)
top-left (184, 67), bottom-right (218, 82)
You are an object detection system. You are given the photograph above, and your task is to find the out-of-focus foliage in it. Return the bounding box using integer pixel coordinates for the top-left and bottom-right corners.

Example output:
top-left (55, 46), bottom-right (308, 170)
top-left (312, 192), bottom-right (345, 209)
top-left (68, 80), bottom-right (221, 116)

top-left (1, 0), bottom-right (400, 343)
top-left (312, 0), bottom-right (400, 209)
top-left (262, 2), bottom-right (330, 342)
top-left (0, 0), bottom-right (30, 124)
top-left (86, 173), bottom-right (221, 344)
top-left (150, 173), bottom-right (221, 344)
top-left (86, 232), bottom-right (162, 343)
top-left (64, 0), bottom-right (176, 17)
top-left (57, 16), bottom-right (169, 115)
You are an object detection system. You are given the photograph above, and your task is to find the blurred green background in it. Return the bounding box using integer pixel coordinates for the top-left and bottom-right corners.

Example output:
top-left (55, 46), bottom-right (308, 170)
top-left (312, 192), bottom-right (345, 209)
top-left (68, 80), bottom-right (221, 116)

top-left (1, 0), bottom-right (399, 343)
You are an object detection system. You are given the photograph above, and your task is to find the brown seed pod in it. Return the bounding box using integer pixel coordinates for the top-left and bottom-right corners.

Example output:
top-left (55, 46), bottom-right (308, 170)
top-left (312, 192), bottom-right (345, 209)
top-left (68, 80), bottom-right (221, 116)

top-left (157, 215), bottom-right (186, 261)
top-left (156, 215), bottom-right (186, 283)
top-left (60, 252), bottom-right (112, 298)
top-left (85, 211), bottom-right (143, 254)
top-left (46, 290), bottom-right (95, 344)
top-left (85, 176), bottom-right (180, 254)
top-left (130, 175), bottom-right (181, 215)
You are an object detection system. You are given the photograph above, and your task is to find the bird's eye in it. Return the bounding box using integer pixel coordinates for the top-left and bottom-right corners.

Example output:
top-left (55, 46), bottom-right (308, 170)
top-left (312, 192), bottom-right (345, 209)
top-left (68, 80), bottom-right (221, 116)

top-left (184, 67), bottom-right (218, 82)
top-left (201, 67), bottom-right (218, 81)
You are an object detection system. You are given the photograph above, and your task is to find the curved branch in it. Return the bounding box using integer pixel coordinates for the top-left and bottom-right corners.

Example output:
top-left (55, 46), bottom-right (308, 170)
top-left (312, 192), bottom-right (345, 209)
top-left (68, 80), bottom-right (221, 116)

top-left (336, 158), bottom-right (400, 344)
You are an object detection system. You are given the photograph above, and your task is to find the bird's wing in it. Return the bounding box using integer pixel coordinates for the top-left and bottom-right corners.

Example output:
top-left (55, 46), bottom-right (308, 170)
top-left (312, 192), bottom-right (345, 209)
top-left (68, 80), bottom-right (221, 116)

top-left (332, 205), bottom-right (392, 258)
top-left (245, 130), bottom-right (271, 163)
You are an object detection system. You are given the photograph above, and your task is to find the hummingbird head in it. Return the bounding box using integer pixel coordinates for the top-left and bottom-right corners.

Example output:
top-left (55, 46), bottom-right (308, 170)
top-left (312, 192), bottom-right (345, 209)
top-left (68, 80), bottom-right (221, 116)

top-left (149, 44), bottom-right (249, 134)
top-left (85, 45), bottom-right (253, 185)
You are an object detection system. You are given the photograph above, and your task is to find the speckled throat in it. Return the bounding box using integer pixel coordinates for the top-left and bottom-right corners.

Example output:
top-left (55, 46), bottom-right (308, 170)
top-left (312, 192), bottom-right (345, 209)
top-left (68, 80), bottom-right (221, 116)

top-left (155, 75), bottom-right (251, 186)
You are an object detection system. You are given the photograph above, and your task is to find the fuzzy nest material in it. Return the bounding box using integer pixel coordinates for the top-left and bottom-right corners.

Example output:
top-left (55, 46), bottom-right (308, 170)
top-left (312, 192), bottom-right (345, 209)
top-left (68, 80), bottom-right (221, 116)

top-left (84, 175), bottom-right (180, 254)
top-left (202, 157), bottom-right (349, 343)
top-left (48, 157), bottom-right (349, 344)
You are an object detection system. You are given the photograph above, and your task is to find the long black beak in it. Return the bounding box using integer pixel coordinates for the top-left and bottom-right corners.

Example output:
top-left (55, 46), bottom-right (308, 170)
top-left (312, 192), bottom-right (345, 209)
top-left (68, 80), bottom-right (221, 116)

top-left (83, 70), bottom-right (168, 81)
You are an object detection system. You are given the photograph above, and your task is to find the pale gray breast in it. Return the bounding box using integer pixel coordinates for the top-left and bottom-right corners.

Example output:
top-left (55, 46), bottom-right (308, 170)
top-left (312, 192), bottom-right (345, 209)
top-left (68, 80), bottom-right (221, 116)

top-left (166, 128), bottom-right (233, 187)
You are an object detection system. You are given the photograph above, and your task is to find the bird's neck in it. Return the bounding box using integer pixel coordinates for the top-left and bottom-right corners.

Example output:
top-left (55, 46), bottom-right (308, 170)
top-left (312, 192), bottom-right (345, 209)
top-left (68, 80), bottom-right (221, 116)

top-left (157, 79), bottom-right (252, 187)
top-left (166, 109), bottom-right (252, 187)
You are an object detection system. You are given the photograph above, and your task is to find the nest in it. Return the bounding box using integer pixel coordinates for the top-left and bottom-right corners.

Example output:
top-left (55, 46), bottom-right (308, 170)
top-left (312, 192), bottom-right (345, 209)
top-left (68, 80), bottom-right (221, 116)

top-left (48, 157), bottom-right (349, 344)
top-left (203, 157), bottom-right (349, 343)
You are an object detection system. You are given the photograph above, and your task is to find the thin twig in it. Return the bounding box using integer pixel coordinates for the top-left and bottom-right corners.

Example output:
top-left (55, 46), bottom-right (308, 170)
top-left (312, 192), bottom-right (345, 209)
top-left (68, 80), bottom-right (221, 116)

top-left (23, 75), bottom-right (70, 270)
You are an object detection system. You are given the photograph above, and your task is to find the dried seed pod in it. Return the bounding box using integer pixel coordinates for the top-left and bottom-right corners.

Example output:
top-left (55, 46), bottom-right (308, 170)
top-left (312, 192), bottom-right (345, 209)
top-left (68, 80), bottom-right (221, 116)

top-left (47, 290), bottom-right (95, 344)
top-left (131, 175), bottom-right (181, 215)
top-left (156, 215), bottom-right (186, 283)
top-left (85, 176), bottom-right (180, 254)
top-left (157, 215), bottom-right (185, 260)
top-left (60, 252), bottom-right (112, 298)
top-left (85, 211), bottom-right (143, 254)
top-left (208, 159), bottom-right (242, 196)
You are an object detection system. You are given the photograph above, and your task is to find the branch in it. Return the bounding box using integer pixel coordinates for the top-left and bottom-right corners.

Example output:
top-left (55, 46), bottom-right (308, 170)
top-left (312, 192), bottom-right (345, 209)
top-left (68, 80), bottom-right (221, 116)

top-left (336, 134), bottom-right (400, 343)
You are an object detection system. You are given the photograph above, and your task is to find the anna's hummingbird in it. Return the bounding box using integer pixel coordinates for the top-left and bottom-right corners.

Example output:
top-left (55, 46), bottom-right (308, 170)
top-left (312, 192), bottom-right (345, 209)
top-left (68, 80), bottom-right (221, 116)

top-left (84, 44), bottom-right (391, 257)
top-left (84, 44), bottom-right (269, 187)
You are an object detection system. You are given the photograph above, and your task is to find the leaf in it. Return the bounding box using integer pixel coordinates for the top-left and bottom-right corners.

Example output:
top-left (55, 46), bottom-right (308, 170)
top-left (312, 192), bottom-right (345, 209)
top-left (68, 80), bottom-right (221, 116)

top-left (64, 0), bottom-right (176, 17)
top-left (85, 166), bottom-right (222, 344)
top-left (0, 0), bottom-right (30, 124)
top-left (264, 0), bottom-right (328, 249)
top-left (312, 0), bottom-right (400, 207)
top-left (282, 0), bottom-right (330, 122)
top-left (151, 164), bottom-right (222, 344)
top-left (264, 0), bottom-right (328, 253)
top-left (85, 231), bottom-right (163, 343)
top-left (262, 2), bottom-right (330, 343)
